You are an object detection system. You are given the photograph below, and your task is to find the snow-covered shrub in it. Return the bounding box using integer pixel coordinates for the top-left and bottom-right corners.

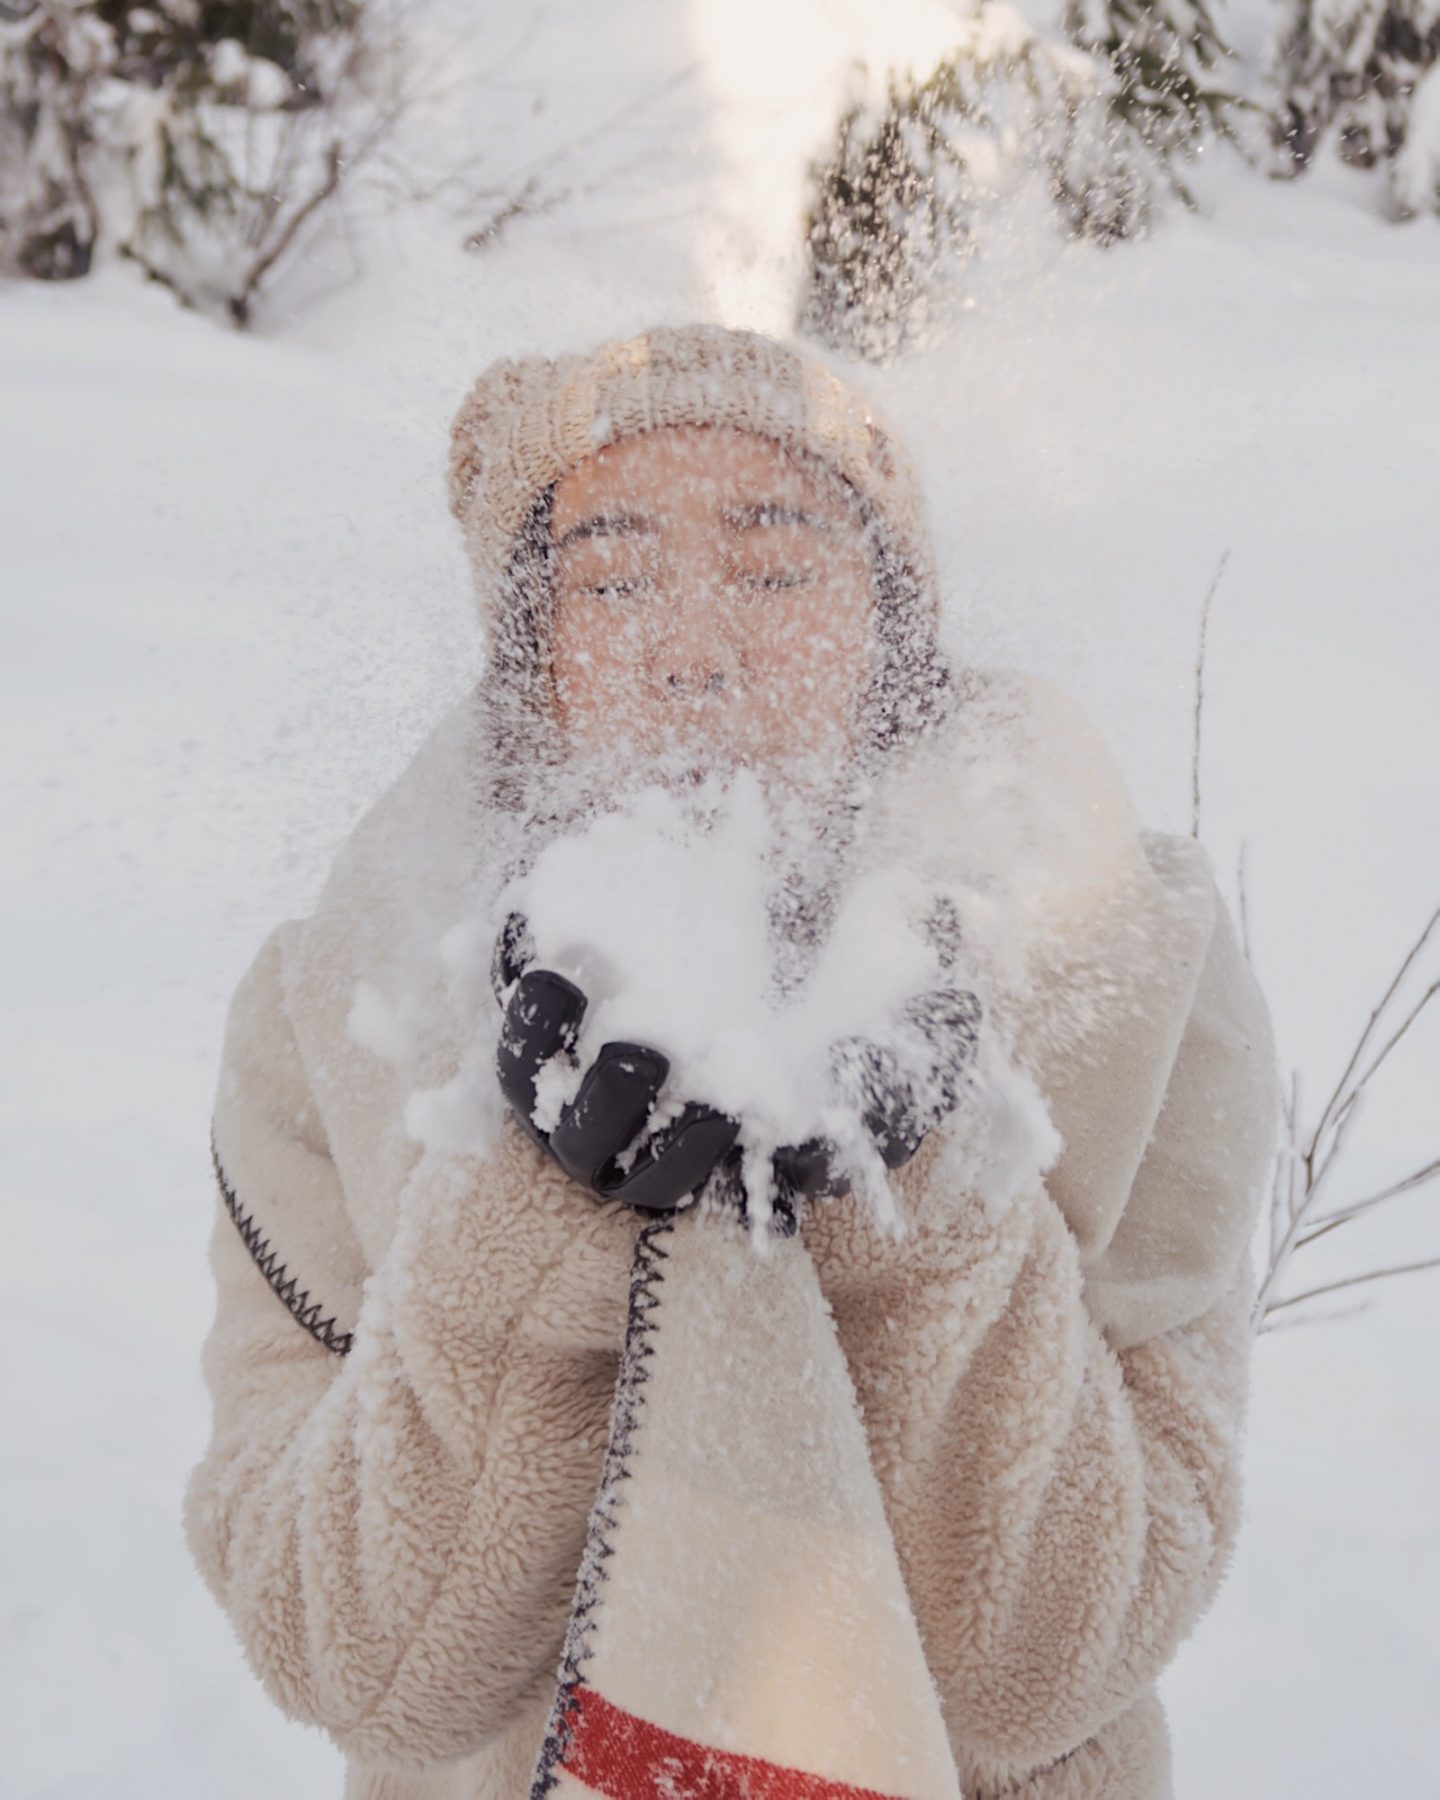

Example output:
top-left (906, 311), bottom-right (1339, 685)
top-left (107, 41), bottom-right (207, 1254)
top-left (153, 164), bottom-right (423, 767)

top-left (0, 0), bottom-right (111, 279)
top-left (800, 0), bottom-right (1245, 361)
top-left (1, 0), bottom-right (413, 322)
top-left (102, 0), bottom-right (385, 322)
top-left (1269, 0), bottom-right (1440, 215)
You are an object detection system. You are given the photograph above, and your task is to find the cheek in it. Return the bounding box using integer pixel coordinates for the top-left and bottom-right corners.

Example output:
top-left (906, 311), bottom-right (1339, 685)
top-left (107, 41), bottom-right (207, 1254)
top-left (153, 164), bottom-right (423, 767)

top-left (743, 582), bottom-right (872, 697)
top-left (551, 605), bottom-right (636, 700)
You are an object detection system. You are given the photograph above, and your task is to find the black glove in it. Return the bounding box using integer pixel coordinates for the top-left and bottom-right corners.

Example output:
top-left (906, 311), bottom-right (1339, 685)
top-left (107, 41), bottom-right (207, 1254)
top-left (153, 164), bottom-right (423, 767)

top-left (727, 984), bottom-right (983, 1238)
top-left (491, 912), bottom-right (740, 1215)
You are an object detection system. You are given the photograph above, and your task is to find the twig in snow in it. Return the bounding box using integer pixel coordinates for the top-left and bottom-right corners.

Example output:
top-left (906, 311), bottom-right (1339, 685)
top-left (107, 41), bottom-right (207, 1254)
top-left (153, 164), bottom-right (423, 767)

top-left (461, 60), bottom-right (701, 253)
top-left (1306, 904), bottom-right (1439, 1158)
top-left (1251, 899), bottom-right (1440, 1334)
top-left (1297, 1156), bottom-right (1440, 1247)
top-left (1262, 1254), bottom-right (1440, 1317)
top-left (1189, 598), bottom-right (1439, 1335)
top-left (1190, 547), bottom-right (1230, 839)
top-left (1255, 1295), bottom-right (1377, 1334)
top-left (230, 139), bottom-right (344, 327)
top-left (463, 176), bottom-right (568, 251)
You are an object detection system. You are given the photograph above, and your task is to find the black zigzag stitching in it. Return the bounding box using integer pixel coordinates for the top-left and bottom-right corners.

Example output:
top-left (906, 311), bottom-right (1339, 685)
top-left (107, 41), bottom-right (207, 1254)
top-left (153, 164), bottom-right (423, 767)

top-left (210, 1128), bottom-right (354, 1358)
top-left (529, 1214), bottom-right (676, 1797)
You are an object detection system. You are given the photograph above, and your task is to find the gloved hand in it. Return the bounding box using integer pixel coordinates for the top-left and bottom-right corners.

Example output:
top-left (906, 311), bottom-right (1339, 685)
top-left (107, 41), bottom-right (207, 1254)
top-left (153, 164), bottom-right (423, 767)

top-left (725, 984), bottom-right (983, 1238)
top-left (491, 912), bottom-right (740, 1215)
top-left (491, 912), bottom-right (980, 1230)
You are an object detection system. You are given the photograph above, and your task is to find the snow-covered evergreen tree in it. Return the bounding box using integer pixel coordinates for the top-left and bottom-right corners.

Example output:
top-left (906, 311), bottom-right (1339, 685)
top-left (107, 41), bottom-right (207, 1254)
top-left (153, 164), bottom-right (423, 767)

top-left (800, 0), bottom-right (1242, 362)
top-left (1271, 0), bottom-right (1440, 214)
top-left (1063, 0), bottom-right (1242, 159)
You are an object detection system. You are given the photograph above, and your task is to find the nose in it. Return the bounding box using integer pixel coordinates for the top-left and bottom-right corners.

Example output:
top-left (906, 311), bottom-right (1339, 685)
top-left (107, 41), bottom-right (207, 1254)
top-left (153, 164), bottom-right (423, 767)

top-left (649, 592), bottom-right (741, 698)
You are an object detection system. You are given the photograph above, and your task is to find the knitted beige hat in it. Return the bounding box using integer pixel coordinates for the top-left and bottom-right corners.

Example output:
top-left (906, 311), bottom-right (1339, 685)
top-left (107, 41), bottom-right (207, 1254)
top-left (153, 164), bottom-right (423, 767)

top-left (445, 323), bottom-right (939, 642)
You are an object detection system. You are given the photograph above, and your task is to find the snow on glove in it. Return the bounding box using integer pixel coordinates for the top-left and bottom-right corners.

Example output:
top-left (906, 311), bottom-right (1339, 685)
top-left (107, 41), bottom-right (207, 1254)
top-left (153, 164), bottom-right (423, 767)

top-left (728, 984), bottom-right (984, 1238)
top-left (491, 911), bottom-right (741, 1215)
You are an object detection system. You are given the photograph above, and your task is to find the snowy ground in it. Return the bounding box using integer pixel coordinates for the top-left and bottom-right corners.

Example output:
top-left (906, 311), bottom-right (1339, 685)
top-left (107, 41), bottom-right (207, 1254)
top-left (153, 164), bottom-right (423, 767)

top-left (2, 0), bottom-right (1437, 1793)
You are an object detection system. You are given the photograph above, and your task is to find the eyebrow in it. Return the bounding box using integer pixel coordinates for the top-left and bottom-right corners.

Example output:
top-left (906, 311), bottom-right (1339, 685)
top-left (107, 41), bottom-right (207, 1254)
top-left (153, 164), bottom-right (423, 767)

top-left (721, 501), bottom-right (839, 536)
top-left (552, 511), bottom-right (658, 552)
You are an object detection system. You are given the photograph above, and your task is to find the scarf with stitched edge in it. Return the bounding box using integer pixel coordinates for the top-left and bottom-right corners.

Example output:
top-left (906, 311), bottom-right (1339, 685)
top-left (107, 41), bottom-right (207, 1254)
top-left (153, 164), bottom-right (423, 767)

top-left (528, 1203), bottom-right (966, 1800)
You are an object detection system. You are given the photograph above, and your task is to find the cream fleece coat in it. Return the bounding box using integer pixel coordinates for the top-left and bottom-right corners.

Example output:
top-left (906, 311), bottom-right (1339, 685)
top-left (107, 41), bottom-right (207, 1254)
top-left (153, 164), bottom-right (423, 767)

top-left (183, 665), bottom-right (1281, 1798)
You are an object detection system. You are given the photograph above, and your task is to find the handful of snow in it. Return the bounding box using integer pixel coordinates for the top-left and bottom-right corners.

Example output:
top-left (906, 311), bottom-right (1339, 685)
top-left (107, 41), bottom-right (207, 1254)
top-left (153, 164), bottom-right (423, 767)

top-left (498, 770), bottom-right (952, 1187)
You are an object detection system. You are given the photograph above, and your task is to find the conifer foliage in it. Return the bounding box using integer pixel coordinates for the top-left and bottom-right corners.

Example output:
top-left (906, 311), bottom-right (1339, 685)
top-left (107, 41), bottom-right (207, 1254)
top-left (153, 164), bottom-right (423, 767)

top-left (800, 0), bottom-right (1246, 362)
top-left (1064, 0), bottom-right (1240, 154)
top-left (1270, 0), bottom-right (1440, 215)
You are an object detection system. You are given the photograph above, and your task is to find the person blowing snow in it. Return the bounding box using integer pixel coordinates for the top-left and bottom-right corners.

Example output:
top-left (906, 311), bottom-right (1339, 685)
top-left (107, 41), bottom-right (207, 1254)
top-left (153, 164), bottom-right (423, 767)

top-left (182, 324), bottom-right (1282, 1799)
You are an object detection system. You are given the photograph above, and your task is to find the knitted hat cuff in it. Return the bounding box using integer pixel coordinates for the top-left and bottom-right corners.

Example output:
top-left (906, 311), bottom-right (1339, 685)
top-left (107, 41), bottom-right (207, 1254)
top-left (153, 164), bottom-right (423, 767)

top-left (446, 324), bottom-right (939, 639)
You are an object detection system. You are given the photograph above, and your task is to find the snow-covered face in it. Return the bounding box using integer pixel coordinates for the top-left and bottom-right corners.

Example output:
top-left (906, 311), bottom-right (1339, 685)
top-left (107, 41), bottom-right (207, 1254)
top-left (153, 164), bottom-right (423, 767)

top-left (546, 424), bottom-right (876, 783)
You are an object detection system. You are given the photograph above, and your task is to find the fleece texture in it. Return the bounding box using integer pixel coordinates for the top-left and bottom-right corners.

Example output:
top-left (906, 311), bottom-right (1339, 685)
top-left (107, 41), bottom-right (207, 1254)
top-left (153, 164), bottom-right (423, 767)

top-left (183, 663), bottom-right (1281, 1798)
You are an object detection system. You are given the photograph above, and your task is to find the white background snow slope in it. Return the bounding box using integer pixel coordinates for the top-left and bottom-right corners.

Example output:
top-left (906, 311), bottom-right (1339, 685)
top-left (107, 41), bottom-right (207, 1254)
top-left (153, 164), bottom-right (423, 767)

top-left (1, 0), bottom-right (1437, 1793)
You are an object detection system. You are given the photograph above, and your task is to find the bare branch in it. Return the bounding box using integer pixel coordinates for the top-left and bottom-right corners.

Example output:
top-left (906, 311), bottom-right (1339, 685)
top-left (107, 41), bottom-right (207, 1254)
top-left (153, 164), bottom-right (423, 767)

top-left (1256, 1295), bottom-right (1378, 1333)
top-left (1267, 1066), bottom-right (1300, 1270)
top-left (1255, 1083), bottom-right (1368, 1320)
top-left (231, 139), bottom-right (344, 327)
top-left (1190, 547), bottom-right (1230, 840)
top-left (456, 61), bottom-right (701, 251)
top-left (1307, 903), bottom-right (1440, 1156)
top-left (1346, 974), bottom-right (1440, 1102)
top-left (487, 59), bottom-right (702, 191)
top-left (1264, 1254), bottom-right (1440, 1315)
top-left (1298, 1156), bottom-right (1440, 1244)
top-left (1305, 1082), bottom-right (1364, 1208)
top-left (463, 176), bottom-right (563, 251)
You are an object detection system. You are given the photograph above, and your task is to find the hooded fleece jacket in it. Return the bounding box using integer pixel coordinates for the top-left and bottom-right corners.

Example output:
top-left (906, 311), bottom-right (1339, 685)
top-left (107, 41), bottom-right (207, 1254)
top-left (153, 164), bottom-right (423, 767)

top-left (182, 662), bottom-right (1282, 1800)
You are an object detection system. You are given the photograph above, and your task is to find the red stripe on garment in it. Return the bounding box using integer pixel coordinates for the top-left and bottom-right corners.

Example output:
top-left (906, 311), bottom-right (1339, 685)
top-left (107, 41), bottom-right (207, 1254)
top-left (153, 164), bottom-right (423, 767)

top-left (561, 1680), bottom-right (911, 1800)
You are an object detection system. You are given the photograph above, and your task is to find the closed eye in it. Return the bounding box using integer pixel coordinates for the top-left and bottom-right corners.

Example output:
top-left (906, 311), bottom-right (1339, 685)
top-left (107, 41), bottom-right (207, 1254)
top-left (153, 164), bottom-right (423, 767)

top-left (577, 576), bottom-right (658, 599)
top-left (736, 571), bottom-right (815, 590)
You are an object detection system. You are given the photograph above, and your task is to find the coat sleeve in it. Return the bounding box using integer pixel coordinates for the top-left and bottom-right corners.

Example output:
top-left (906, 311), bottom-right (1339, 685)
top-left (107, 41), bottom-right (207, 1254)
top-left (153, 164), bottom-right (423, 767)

top-left (182, 924), bottom-right (636, 1771)
top-left (1072, 870), bottom-right (1282, 1352)
top-left (814, 886), bottom-right (1282, 1788)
